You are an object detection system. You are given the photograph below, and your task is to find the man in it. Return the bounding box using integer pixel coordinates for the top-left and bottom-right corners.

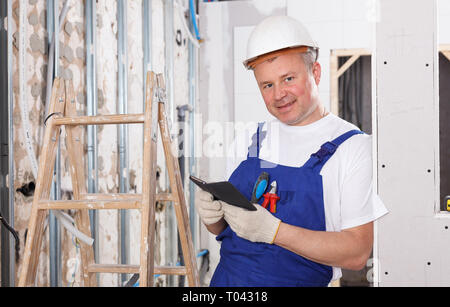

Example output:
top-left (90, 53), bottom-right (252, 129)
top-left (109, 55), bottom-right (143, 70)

top-left (196, 16), bottom-right (388, 286)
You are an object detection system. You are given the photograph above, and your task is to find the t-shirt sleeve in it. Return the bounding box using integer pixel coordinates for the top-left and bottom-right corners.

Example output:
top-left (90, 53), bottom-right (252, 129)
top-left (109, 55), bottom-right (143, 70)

top-left (339, 136), bottom-right (389, 230)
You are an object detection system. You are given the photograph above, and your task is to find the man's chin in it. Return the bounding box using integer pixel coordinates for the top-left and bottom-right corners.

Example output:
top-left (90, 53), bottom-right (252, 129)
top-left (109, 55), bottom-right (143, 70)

top-left (272, 111), bottom-right (301, 125)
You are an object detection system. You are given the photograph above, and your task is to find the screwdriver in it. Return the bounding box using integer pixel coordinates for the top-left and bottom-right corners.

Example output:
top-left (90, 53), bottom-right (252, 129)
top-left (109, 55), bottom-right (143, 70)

top-left (251, 172), bottom-right (269, 203)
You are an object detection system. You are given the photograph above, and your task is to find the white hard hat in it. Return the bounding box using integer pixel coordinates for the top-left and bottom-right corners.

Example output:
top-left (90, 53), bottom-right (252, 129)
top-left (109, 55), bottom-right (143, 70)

top-left (244, 16), bottom-right (319, 70)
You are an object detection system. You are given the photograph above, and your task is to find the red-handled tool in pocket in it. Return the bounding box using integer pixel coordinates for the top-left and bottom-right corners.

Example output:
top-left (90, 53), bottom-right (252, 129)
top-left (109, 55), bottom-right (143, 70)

top-left (261, 181), bottom-right (280, 213)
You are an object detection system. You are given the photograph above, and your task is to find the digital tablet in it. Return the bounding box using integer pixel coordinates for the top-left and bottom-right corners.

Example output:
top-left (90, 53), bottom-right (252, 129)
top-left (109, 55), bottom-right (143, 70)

top-left (190, 175), bottom-right (256, 211)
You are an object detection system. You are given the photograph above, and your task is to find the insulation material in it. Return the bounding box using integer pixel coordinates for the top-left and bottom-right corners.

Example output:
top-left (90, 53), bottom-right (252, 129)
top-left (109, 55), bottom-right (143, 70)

top-left (95, 0), bottom-right (121, 287)
top-left (9, 0), bottom-right (191, 287)
top-left (10, 0), bottom-right (92, 287)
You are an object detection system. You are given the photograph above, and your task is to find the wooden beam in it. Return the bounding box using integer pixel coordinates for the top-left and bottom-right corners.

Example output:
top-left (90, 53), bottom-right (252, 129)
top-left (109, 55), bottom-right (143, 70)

top-left (330, 54), bottom-right (339, 115)
top-left (82, 192), bottom-right (175, 202)
top-left (332, 48), bottom-right (371, 57)
top-left (82, 193), bottom-right (142, 201)
top-left (38, 199), bottom-right (141, 210)
top-left (330, 48), bottom-right (372, 116)
top-left (86, 264), bottom-right (187, 275)
top-left (337, 53), bottom-right (362, 78)
top-left (441, 51), bottom-right (450, 62)
top-left (52, 114), bottom-right (145, 126)
top-left (439, 44), bottom-right (450, 52)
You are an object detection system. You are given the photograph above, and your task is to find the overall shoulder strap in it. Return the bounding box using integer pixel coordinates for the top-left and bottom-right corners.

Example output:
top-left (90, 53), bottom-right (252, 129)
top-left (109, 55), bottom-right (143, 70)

top-left (304, 129), bottom-right (364, 172)
top-left (247, 122), bottom-right (266, 159)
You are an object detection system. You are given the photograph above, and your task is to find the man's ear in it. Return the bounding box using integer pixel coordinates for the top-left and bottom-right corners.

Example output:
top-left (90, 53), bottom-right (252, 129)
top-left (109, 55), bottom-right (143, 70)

top-left (312, 62), bottom-right (321, 86)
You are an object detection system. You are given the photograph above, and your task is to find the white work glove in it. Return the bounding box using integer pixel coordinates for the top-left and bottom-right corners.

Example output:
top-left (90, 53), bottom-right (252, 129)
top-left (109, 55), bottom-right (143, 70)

top-left (222, 203), bottom-right (281, 244)
top-left (195, 190), bottom-right (225, 225)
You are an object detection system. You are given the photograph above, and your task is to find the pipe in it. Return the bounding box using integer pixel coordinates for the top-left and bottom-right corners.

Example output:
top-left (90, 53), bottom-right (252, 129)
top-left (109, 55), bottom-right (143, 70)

top-left (189, 0), bottom-right (201, 41)
top-left (85, 0), bottom-right (99, 264)
top-left (8, 0), bottom-right (15, 286)
top-left (47, 0), bottom-right (64, 287)
top-left (174, 0), bottom-right (200, 48)
top-left (176, 105), bottom-right (193, 287)
top-left (142, 0), bottom-right (152, 100)
top-left (44, 0), bottom-right (70, 118)
top-left (1, 0), bottom-right (16, 287)
top-left (117, 0), bottom-right (129, 285)
top-left (188, 0), bottom-right (198, 254)
top-left (164, 0), bottom-right (175, 126)
top-left (163, 0), bottom-right (176, 286)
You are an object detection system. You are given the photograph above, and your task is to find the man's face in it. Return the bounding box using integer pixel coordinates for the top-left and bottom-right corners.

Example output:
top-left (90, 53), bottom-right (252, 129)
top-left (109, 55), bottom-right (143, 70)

top-left (253, 52), bottom-right (322, 126)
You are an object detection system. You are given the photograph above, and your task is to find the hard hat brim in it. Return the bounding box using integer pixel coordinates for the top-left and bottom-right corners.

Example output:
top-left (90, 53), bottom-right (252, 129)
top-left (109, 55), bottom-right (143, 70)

top-left (244, 46), bottom-right (317, 70)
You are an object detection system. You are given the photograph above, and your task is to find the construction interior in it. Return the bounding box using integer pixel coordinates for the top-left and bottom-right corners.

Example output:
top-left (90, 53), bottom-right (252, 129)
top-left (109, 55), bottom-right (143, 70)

top-left (1, 0), bottom-right (450, 287)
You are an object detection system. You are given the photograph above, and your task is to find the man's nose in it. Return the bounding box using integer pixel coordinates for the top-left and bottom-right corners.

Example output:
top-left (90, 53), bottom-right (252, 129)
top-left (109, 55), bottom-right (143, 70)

top-left (274, 84), bottom-right (287, 101)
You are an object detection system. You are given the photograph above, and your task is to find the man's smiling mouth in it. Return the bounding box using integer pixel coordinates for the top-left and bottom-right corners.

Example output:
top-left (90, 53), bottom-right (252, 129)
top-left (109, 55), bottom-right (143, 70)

top-left (277, 100), bottom-right (295, 110)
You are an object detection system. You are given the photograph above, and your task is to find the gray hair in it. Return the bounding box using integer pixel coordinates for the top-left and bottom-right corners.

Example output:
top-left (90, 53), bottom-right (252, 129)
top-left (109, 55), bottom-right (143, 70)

top-left (300, 47), bottom-right (318, 73)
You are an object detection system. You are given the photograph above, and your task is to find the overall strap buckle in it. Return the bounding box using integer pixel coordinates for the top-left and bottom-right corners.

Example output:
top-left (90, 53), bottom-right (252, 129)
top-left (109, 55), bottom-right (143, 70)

top-left (312, 141), bottom-right (338, 161)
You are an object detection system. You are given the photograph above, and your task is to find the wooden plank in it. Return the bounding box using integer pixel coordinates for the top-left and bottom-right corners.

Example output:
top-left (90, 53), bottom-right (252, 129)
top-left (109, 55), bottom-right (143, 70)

top-left (30, 80), bottom-right (67, 285)
top-left (332, 48), bottom-right (371, 57)
top-left (82, 193), bottom-right (142, 201)
top-left (88, 264), bottom-right (139, 274)
top-left (82, 192), bottom-right (174, 202)
top-left (330, 54), bottom-right (339, 116)
top-left (38, 199), bottom-right (141, 210)
top-left (65, 80), bottom-right (97, 287)
top-left (156, 193), bottom-right (175, 202)
top-left (330, 49), bottom-right (372, 116)
top-left (87, 264), bottom-right (187, 275)
top-left (441, 51), bottom-right (450, 62)
top-left (140, 71), bottom-right (157, 287)
top-left (337, 53), bottom-right (361, 78)
top-left (53, 114), bottom-right (145, 126)
top-left (18, 78), bottom-right (65, 286)
top-left (157, 73), bottom-right (200, 287)
top-left (439, 44), bottom-right (450, 52)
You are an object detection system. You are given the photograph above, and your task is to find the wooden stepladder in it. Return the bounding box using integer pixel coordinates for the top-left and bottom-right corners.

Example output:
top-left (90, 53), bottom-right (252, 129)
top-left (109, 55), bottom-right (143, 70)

top-left (18, 72), bottom-right (199, 287)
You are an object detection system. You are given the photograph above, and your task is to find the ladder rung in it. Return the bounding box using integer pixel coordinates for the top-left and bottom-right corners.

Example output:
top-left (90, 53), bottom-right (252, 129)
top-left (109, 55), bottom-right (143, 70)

top-left (87, 264), bottom-right (187, 275)
top-left (38, 199), bottom-right (141, 210)
top-left (38, 193), bottom-right (176, 211)
top-left (82, 193), bottom-right (142, 201)
top-left (88, 264), bottom-right (139, 274)
top-left (155, 265), bottom-right (187, 275)
top-left (52, 114), bottom-right (145, 126)
top-left (156, 192), bottom-right (176, 202)
top-left (82, 193), bottom-right (175, 202)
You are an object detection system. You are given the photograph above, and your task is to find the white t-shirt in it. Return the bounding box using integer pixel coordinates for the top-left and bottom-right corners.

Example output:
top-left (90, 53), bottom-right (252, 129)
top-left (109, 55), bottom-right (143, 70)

top-left (225, 113), bottom-right (388, 280)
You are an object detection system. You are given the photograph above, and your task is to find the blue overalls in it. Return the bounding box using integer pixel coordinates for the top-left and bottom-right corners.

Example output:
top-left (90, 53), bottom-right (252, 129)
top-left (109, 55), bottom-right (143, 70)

top-left (210, 123), bottom-right (363, 287)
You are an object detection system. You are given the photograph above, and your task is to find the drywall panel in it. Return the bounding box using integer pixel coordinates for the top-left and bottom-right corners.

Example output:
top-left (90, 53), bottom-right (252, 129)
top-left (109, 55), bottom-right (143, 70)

top-left (376, 0), bottom-right (450, 286)
top-left (438, 0), bottom-right (450, 44)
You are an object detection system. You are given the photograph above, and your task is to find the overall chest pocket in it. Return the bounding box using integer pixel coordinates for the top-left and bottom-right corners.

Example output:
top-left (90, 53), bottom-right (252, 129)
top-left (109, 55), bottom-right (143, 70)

top-left (268, 190), bottom-right (295, 220)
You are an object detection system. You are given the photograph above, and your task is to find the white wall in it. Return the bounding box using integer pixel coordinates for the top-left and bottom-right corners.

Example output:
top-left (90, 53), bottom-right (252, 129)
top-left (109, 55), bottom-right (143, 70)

top-left (438, 0), bottom-right (450, 44)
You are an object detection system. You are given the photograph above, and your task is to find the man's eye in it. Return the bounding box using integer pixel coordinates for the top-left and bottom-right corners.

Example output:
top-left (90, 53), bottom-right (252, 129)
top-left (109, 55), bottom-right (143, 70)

top-left (285, 76), bottom-right (294, 82)
top-left (263, 83), bottom-right (273, 89)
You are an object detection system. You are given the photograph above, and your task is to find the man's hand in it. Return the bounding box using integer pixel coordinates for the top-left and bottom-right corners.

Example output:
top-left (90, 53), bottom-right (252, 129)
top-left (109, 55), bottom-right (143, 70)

top-left (195, 190), bottom-right (225, 225)
top-left (222, 204), bottom-right (281, 244)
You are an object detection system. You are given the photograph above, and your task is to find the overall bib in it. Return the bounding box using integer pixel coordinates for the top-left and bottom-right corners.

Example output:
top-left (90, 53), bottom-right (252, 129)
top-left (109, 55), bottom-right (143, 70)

top-left (210, 123), bottom-right (363, 287)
